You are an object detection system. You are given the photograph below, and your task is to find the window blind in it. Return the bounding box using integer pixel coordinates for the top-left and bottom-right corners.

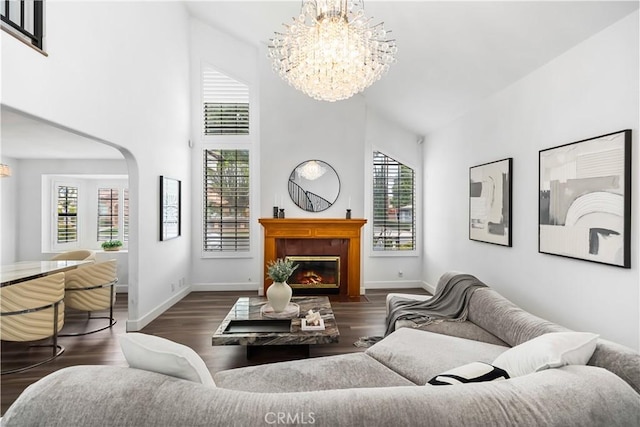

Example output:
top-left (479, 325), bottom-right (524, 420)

top-left (203, 149), bottom-right (250, 252)
top-left (372, 151), bottom-right (416, 251)
top-left (203, 67), bottom-right (249, 135)
top-left (57, 185), bottom-right (78, 243)
top-left (97, 188), bottom-right (119, 241)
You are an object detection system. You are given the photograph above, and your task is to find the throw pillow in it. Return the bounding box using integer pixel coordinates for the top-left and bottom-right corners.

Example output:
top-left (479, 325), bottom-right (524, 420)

top-left (492, 331), bottom-right (599, 377)
top-left (119, 333), bottom-right (215, 387)
top-left (427, 362), bottom-right (509, 386)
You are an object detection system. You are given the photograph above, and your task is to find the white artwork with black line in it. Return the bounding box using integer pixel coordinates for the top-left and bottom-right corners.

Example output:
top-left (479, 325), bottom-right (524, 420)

top-left (469, 158), bottom-right (512, 246)
top-left (539, 130), bottom-right (631, 268)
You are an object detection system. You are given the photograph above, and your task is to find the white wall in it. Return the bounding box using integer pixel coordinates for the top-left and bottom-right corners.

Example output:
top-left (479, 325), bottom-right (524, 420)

top-left (1, 1), bottom-right (192, 330)
top-left (259, 42), bottom-right (366, 226)
top-left (0, 156), bottom-right (18, 264)
top-left (423, 11), bottom-right (640, 349)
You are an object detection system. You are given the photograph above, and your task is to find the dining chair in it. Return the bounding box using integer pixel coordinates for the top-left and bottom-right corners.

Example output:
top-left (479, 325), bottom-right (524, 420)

top-left (60, 260), bottom-right (118, 336)
top-left (50, 249), bottom-right (96, 262)
top-left (0, 272), bottom-right (66, 374)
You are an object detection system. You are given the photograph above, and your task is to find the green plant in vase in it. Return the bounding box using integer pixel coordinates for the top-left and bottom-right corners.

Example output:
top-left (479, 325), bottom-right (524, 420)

top-left (267, 258), bottom-right (298, 283)
top-left (266, 258), bottom-right (298, 313)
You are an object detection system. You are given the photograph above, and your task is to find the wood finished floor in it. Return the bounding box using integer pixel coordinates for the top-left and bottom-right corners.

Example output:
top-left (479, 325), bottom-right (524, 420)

top-left (1, 288), bottom-right (429, 415)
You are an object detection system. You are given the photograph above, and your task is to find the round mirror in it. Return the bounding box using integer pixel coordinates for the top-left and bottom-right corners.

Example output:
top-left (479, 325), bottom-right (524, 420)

top-left (288, 160), bottom-right (340, 212)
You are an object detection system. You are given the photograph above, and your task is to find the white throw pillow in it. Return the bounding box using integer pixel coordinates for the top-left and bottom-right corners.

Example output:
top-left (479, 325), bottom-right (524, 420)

top-left (427, 362), bottom-right (509, 386)
top-left (492, 332), bottom-right (599, 377)
top-left (119, 333), bottom-right (215, 387)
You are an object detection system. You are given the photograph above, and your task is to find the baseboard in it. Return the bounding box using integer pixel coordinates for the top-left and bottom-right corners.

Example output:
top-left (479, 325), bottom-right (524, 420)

top-left (364, 280), bottom-right (426, 290)
top-left (126, 286), bottom-right (190, 331)
top-left (422, 280), bottom-right (436, 294)
top-left (191, 282), bottom-right (260, 292)
top-left (116, 284), bottom-right (128, 293)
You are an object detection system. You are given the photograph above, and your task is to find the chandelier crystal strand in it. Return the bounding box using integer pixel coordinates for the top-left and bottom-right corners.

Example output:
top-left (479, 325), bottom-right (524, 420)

top-left (269, 0), bottom-right (397, 102)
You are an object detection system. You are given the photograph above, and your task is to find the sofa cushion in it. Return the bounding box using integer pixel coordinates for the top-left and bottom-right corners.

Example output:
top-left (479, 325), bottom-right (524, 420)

top-left (214, 353), bottom-right (415, 392)
top-left (397, 319), bottom-right (508, 346)
top-left (492, 332), bottom-right (599, 377)
top-left (468, 288), bottom-right (569, 346)
top-left (365, 328), bottom-right (508, 385)
top-left (427, 361), bottom-right (510, 385)
top-left (119, 333), bottom-right (215, 387)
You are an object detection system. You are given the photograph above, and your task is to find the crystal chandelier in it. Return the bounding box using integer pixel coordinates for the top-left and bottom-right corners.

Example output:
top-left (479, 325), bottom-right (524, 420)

top-left (268, 0), bottom-right (397, 102)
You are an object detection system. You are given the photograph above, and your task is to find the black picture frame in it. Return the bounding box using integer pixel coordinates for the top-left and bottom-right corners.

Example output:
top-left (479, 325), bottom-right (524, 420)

top-left (160, 176), bottom-right (181, 241)
top-left (539, 129), bottom-right (631, 268)
top-left (469, 158), bottom-right (513, 247)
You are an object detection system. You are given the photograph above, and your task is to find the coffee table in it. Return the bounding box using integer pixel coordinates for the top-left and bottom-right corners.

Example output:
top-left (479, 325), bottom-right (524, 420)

top-left (212, 296), bottom-right (339, 358)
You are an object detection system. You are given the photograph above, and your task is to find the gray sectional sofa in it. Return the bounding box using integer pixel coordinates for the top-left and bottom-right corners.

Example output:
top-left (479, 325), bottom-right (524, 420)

top-left (3, 281), bottom-right (640, 426)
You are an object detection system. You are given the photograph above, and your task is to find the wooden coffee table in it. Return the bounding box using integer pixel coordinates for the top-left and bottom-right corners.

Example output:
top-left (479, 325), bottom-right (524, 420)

top-left (211, 296), bottom-right (339, 358)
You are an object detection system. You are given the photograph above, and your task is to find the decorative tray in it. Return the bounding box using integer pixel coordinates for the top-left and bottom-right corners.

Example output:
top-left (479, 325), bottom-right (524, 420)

top-left (261, 302), bottom-right (300, 319)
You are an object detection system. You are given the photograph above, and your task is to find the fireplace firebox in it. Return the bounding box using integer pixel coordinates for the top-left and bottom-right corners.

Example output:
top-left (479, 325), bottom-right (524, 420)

top-left (285, 256), bottom-right (340, 289)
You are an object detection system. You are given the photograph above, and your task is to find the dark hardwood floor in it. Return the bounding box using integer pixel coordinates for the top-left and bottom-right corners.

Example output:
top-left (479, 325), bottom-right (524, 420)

top-left (1, 288), bottom-right (429, 415)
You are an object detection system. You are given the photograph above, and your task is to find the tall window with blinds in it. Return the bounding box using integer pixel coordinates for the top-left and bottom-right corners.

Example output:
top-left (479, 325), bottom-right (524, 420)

top-left (203, 67), bottom-right (249, 136)
top-left (57, 185), bottom-right (78, 243)
top-left (97, 188), bottom-right (119, 241)
top-left (372, 151), bottom-right (416, 251)
top-left (201, 65), bottom-right (252, 255)
top-left (204, 150), bottom-right (250, 252)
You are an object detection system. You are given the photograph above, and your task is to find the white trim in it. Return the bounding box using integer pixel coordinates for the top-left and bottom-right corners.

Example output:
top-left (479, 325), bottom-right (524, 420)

top-left (191, 282), bottom-right (260, 292)
top-left (115, 284), bottom-right (128, 293)
top-left (125, 286), bottom-right (190, 331)
top-left (422, 280), bottom-right (436, 294)
top-left (365, 280), bottom-right (427, 290)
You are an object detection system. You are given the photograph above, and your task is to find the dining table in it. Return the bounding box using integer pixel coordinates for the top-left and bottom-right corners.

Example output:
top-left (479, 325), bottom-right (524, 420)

top-left (0, 260), bottom-right (93, 287)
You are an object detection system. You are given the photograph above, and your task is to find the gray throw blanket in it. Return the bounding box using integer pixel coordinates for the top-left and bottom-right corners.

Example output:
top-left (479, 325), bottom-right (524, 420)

top-left (384, 272), bottom-right (487, 336)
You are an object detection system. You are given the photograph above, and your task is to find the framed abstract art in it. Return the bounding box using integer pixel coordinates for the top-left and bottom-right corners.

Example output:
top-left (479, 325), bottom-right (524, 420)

top-left (469, 158), bottom-right (512, 246)
top-left (539, 130), bottom-right (631, 268)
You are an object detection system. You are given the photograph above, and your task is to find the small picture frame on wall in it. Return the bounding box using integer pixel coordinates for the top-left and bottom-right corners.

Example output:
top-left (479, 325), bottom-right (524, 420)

top-left (539, 129), bottom-right (631, 268)
top-left (160, 176), bottom-right (181, 241)
top-left (469, 158), bottom-right (512, 247)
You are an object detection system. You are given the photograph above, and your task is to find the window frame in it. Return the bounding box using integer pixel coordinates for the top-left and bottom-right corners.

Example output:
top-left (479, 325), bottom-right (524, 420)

top-left (97, 187), bottom-right (120, 242)
top-left (51, 179), bottom-right (80, 252)
top-left (199, 62), bottom-right (257, 259)
top-left (369, 149), bottom-right (419, 257)
top-left (44, 175), bottom-right (128, 253)
top-left (0, 0), bottom-right (45, 51)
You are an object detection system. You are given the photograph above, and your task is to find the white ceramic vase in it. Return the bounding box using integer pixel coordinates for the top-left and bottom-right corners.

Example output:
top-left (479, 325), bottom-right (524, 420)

top-left (267, 281), bottom-right (292, 312)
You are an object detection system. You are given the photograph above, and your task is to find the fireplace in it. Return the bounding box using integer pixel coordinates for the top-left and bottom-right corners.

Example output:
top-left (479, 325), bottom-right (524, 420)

top-left (278, 238), bottom-right (348, 295)
top-left (259, 218), bottom-right (367, 297)
top-left (286, 256), bottom-right (340, 290)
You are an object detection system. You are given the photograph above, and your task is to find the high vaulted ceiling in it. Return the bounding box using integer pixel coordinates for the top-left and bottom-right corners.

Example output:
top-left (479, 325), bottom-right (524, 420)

top-left (185, 0), bottom-right (638, 136)
top-left (2, 1), bottom-right (637, 159)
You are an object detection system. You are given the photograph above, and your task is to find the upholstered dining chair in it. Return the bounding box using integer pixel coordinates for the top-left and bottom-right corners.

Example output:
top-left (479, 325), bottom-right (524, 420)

top-left (60, 260), bottom-right (118, 336)
top-left (0, 272), bottom-right (66, 375)
top-left (51, 250), bottom-right (96, 262)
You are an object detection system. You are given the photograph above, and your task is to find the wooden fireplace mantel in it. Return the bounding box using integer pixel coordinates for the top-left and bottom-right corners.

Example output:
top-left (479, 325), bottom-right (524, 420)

top-left (259, 218), bottom-right (367, 297)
